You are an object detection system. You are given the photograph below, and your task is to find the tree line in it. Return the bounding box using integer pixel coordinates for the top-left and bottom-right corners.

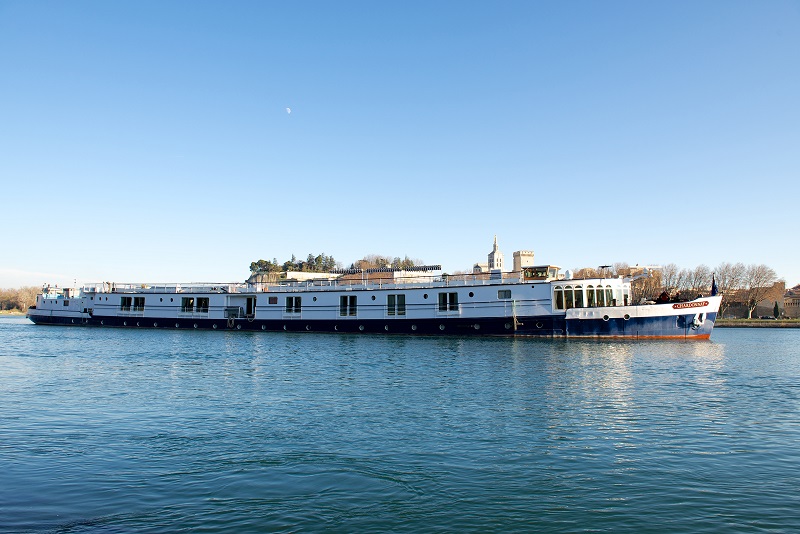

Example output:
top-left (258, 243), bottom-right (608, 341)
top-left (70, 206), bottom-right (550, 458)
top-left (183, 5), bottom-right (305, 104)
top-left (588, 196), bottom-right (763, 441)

top-left (250, 253), bottom-right (339, 274)
top-left (574, 262), bottom-right (779, 319)
top-left (0, 287), bottom-right (39, 312)
top-left (250, 253), bottom-right (422, 274)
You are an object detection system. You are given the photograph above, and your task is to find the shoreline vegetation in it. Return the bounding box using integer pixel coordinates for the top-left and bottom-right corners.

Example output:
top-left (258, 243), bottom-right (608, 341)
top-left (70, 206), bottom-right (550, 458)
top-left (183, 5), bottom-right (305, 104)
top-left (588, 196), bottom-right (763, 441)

top-left (1, 286), bottom-right (38, 314)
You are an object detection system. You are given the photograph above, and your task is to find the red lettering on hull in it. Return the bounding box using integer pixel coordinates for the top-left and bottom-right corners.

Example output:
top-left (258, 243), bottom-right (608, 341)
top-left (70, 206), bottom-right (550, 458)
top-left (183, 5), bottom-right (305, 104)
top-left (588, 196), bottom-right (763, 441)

top-left (672, 301), bottom-right (709, 310)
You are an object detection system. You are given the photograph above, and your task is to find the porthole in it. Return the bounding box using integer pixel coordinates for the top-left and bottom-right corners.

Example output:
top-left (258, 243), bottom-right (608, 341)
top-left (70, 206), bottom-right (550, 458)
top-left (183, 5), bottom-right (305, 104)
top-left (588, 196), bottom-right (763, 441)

top-left (334, 325), bottom-right (338, 331)
top-left (170, 298), bottom-right (173, 302)
top-left (411, 325), bottom-right (417, 331)
top-left (153, 322), bottom-right (158, 327)
top-left (505, 323), bottom-right (512, 329)
top-left (439, 324), bottom-right (445, 331)
top-left (262, 325), bottom-right (266, 330)
top-left (359, 325), bottom-right (365, 331)
top-left (305, 325), bottom-right (310, 331)
top-left (283, 325), bottom-right (287, 330)
top-left (313, 297), bottom-right (317, 302)
top-left (136, 322), bottom-right (140, 327)
top-left (160, 298), bottom-right (163, 302)
top-left (371, 295), bottom-right (376, 300)
top-left (623, 314), bottom-right (630, 320)
top-left (423, 294), bottom-right (428, 299)
top-left (602, 315), bottom-right (609, 322)
top-left (212, 324), bottom-right (218, 329)
top-left (469, 292), bottom-right (474, 298)
top-left (385, 325), bottom-right (389, 331)
top-left (536, 321), bottom-right (543, 329)
top-left (175, 323), bottom-right (180, 328)
top-left (71, 319), bottom-right (75, 324)
top-left (474, 324), bottom-right (480, 330)
top-left (237, 325), bottom-right (242, 330)
top-left (193, 323), bottom-right (198, 328)
top-left (90, 297), bottom-right (94, 301)
top-left (100, 320), bottom-right (104, 325)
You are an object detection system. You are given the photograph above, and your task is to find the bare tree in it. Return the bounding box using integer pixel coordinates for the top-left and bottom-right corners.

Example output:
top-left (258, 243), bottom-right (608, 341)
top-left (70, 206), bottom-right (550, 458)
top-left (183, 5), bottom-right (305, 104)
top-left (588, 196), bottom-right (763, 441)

top-left (675, 268), bottom-right (692, 297)
top-left (687, 264), bottom-right (712, 295)
top-left (573, 267), bottom-right (600, 278)
top-left (612, 262), bottom-right (630, 277)
top-left (715, 262), bottom-right (746, 293)
top-left (714, 262), bottom-right (746, 318)
top-left (631, 268), bottom-right (663, 303)
top-left (0, 287), bottom-right (39, 311)
top-left (661, 263), bottom-right (681, 293)
top-left (742, 264), bottom-right (778, 319)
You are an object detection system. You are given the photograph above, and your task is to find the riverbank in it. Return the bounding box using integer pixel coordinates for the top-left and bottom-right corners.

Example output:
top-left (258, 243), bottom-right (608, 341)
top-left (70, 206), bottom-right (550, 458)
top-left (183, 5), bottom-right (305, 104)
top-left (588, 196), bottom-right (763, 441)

top-left (716, 319), bottom-right (800, 328)
top-left (0, 310), bottom-right (26, 316)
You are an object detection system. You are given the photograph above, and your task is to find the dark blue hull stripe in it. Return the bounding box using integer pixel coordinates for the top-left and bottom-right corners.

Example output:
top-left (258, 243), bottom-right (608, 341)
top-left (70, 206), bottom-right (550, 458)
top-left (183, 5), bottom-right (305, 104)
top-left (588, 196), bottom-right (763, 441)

top-left (28, 312), bottom-right (717, 338)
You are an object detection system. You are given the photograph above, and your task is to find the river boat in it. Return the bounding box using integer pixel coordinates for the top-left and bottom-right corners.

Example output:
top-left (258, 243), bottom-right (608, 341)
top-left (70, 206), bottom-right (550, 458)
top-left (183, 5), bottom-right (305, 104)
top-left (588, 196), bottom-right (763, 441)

top-left (26, 264), bottom-right (721, 339)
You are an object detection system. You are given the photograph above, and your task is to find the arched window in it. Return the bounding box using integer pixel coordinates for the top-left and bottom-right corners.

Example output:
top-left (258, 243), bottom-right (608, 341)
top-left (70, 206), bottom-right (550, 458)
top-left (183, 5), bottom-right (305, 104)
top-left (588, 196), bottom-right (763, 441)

top-left (606, 286), bottom-right (614, 306)
top-left (597, 286), bottom-right (605, 307)
top-left (574, 285), bottom-right (584, 308)
top-left (586, 285), bottom-right (595, 307)
top-left (564, 285), bottom-right (574, 309)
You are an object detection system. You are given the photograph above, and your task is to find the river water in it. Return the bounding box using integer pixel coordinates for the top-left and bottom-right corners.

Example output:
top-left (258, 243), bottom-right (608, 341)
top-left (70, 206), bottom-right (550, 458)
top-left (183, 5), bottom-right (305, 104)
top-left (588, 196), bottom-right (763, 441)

top-left (2, 316), bottom-right (799, 532)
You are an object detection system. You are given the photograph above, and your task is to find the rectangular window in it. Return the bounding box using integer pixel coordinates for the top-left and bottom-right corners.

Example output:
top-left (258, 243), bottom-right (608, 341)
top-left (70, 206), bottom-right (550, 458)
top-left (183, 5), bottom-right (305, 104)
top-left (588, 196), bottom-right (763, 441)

top-left (387, 294), bottom-right (406, 316)
top-left (286, 296), bottom-right (301, 314)
top-left (181, 297), bottom-right (194, 313)
top-left (554, 288), bottom-right (564, 310)
top-left (63, 300), bottom-right (70, 306)
top-left (574, 287), bottom-right (584, 308)
top-left (196, 297), bottom-right (209, 313)
top-left (340, 295), bottom-right (357, 316)
top-left (268, 296), bottom-right (278, 305)
top-left (498, 290), bottom-right (511, 299)
top-left (120, 296), bottom-right (132, 311)
top-left (133, 296), bottom-right (145, 312)
top-left (438, 292), bottom-right (458, 312)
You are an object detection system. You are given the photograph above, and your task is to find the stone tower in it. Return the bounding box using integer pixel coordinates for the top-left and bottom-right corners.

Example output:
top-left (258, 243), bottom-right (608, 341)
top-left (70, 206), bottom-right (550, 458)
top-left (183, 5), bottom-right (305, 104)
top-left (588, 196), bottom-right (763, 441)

top-left (488, 235), bottom-right (504, 271)
top-left (513, 250), bottom-right (535, 272)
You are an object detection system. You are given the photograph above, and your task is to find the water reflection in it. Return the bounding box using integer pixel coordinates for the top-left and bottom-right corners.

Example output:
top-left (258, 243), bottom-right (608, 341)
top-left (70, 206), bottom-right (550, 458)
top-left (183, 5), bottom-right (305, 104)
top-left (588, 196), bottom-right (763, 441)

top-left (4, 319), bottom-right (800, 532)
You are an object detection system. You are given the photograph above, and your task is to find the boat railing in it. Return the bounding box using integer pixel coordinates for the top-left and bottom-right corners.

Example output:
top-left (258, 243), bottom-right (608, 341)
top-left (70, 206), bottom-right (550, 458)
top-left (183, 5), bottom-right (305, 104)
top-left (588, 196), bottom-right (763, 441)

top-left (80, 273), bottom-right (538, 296)
top-left (255, 273), bottom-right (529, 293)
top-left (86, 283), bottom-right (245, 294)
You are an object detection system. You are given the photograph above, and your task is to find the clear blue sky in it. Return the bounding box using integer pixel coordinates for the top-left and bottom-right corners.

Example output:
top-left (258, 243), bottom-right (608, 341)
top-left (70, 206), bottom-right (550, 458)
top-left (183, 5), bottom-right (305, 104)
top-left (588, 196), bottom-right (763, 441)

top-left (1, 1), bottom-right (798, 288)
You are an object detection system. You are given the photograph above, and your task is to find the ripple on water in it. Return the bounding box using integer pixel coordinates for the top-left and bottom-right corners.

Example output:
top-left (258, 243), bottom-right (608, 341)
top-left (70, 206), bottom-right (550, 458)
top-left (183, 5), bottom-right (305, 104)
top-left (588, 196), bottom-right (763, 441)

top-left (1, 320), bottom-right (799, 532)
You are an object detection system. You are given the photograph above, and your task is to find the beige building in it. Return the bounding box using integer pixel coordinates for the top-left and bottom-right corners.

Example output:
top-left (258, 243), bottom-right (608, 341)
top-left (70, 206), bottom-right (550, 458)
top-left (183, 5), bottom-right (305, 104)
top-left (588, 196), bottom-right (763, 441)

top-left (473, 237), bottom-right (535, 276)
top-left (513, 250), bottom-right (535, 272)
top-left (784, 284), bottom-right (800, 318)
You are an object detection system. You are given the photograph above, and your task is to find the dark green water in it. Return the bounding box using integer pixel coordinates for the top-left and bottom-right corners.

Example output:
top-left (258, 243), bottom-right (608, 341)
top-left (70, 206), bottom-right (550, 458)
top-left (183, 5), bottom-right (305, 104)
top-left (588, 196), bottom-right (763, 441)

top-left (2, 317), bottom-right (799, 532)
